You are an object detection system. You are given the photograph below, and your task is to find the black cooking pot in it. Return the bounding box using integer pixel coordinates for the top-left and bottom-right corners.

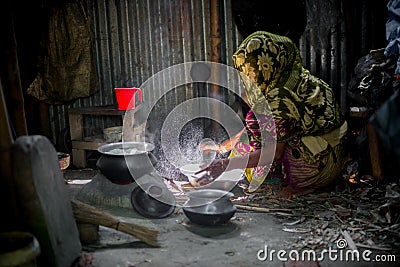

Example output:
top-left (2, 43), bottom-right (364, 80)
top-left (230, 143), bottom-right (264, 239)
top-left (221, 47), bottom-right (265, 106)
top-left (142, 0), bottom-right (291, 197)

top-left (182, 189), bottom-right (236, 226)
top-left (96, 142), bottom-right (157, 184)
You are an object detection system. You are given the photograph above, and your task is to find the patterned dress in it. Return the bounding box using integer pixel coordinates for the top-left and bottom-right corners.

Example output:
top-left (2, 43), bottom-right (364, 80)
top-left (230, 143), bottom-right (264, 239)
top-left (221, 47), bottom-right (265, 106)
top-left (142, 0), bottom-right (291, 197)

top-left (231, 31), bottom-right (348, 192)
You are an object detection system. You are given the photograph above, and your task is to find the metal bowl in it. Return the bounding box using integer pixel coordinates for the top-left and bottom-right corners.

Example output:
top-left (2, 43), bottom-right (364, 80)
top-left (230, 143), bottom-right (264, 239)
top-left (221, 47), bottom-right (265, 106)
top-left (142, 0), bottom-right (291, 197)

top-left (183, 168), bottom-right (244, 191)
top-left (131, 186), bottom-right (175, 219)
top-left (130, 174), bottom-right (176, 219)
top-left (179, 163), bottom-right (202, 180)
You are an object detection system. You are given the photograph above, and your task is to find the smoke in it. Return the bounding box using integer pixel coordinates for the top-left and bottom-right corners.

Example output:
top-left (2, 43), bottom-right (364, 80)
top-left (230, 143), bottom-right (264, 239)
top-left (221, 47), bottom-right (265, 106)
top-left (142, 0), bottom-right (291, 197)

top-left (153, 118), bottom-right (228, 180)
top-left (154, 119), bottom-right (205, 180)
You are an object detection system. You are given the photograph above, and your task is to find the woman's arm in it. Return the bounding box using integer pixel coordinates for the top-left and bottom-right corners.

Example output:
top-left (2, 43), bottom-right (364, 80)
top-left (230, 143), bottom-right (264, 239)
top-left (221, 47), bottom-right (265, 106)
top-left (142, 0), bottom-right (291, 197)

top-left (218, 128), bottom-right (246, 153)
top-left (197, 142), bottom-right (285, 184)
top-left (226, 142), bottom-right (285, 170)
top-left (200, 128), bottom-right (245, 154)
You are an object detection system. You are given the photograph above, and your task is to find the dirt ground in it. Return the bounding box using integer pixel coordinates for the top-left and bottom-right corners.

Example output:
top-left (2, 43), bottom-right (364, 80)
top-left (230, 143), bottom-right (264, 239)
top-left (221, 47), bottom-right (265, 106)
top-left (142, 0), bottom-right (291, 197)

top-left (65, 169), bottom-right (399, 267)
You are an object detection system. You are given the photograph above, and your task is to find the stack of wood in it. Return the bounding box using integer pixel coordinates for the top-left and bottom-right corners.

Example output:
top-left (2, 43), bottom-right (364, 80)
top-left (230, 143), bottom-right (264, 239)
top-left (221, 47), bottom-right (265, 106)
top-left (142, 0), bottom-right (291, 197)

top-left (71, 200), bottom-right (160, 247)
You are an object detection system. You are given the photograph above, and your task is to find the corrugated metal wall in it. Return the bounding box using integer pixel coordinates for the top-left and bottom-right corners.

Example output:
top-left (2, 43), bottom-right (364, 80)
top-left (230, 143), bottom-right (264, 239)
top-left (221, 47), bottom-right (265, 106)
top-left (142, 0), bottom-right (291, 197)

top-left (49, 0), bottom-right (386, 149)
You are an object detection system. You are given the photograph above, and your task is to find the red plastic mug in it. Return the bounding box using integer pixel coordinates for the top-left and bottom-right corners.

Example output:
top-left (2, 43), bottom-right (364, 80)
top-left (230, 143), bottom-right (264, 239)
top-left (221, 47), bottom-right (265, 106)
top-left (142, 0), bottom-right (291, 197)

top-left (114, 87), bottom-right (143, 110)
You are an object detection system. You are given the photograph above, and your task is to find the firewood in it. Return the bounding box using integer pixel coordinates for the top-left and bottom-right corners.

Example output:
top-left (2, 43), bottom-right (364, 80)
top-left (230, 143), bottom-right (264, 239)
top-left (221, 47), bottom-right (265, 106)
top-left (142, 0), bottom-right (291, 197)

top-left (235, 204), bottom-right (296, 216)
top-left (71, 200), bottom-right (159, 247)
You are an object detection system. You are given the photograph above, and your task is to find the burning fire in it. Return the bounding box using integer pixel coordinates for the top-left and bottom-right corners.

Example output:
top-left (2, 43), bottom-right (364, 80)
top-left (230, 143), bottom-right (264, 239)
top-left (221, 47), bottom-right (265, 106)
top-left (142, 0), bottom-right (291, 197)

top-left (348, 173), bottom-right (357, 184)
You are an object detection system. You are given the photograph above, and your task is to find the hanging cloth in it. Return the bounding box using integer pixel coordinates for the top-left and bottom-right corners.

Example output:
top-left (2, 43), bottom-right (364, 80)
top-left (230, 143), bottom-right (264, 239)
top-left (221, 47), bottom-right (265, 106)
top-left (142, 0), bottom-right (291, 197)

top-left (27, 0), bottom-right (99, 104)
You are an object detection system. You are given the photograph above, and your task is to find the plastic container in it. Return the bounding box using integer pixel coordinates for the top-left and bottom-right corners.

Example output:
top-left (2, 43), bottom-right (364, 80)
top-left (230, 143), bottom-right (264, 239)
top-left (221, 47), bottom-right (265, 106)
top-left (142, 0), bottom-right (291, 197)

top-left (103, 126), bottom-right (123, 142)
top-left (0, 231), bottom-right (41, 267)
top-left (57, 152), bottom-right (70, 170)
top-left (114, 87), bottom-right (142, 110)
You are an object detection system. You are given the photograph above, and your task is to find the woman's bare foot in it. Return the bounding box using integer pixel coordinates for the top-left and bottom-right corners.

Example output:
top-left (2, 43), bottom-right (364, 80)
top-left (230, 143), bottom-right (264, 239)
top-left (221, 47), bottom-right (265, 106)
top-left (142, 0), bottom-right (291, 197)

top-left (277, 185), bottom-right (314, 200)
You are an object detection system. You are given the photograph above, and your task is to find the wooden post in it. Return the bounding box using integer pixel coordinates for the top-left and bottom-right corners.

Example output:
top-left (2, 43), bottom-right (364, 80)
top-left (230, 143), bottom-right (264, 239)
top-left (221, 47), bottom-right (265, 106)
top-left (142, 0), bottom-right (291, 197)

top-left (210, 0), bottom-right (221, 64)
top-left (366, 122), bottom-right (385, 179)
top-left (68, 113), bottom-right (86, 168)
top-left (0, 80), bottom-right (18, 230)
top-left (0, 0), bottom-right (28, 136)
top-left (210, 0), bottom-right (221, 132)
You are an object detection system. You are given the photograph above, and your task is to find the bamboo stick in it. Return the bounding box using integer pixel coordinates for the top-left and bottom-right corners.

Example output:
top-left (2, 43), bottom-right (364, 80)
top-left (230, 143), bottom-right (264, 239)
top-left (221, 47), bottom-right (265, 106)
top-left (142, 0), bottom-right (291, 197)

top-left (71, 200), bottom-right (159, 247)
top-left (355, 243), bottom-right (393, 251)
top-left (235, 204), bottom-right (292, 213)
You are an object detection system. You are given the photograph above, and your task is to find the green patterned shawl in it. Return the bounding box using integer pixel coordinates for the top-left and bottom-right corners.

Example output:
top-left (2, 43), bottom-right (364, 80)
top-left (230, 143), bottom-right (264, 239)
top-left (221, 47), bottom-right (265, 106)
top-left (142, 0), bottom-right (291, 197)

top-left (232, 31), bottom-right (344, 139)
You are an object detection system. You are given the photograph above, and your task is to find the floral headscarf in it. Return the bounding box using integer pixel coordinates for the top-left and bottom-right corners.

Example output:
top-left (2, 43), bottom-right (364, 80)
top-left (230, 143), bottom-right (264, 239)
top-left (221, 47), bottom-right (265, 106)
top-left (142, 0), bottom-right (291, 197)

top-left (232, 31), bottom-right (344, 139)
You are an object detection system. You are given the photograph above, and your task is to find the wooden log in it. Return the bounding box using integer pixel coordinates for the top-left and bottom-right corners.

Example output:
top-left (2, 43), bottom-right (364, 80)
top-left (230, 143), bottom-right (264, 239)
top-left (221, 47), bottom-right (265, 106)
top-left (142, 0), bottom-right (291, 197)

top-left (366, 123), bottom-right (384, 179)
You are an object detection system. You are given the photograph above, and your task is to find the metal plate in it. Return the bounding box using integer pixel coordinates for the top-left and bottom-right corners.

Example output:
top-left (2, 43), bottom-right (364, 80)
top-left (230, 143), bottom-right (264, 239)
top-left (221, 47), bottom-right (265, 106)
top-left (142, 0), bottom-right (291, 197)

top-left (97, 141), bottom-right (155, 155)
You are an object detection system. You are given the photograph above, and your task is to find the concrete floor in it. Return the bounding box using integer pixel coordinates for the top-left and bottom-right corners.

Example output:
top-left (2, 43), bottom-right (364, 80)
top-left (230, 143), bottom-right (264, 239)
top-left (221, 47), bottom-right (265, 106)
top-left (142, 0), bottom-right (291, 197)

top-left (65, 170), bottom-right (398, 267)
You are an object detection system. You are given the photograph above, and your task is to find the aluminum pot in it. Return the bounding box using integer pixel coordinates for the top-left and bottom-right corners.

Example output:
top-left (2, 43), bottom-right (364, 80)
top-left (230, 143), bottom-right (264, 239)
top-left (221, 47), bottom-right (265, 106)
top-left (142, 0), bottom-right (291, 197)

top-left (96, 142), bottom-right (157, 184)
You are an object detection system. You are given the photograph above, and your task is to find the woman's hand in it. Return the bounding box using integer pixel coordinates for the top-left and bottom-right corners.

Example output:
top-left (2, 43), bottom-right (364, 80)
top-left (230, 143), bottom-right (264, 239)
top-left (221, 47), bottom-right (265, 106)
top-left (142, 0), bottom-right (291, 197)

top-left (195, 159), bottom-right (229, 186)
top-left (199, 128), bottom-right (245, 156)
top-left (199, 142), bottom-right (218, 155)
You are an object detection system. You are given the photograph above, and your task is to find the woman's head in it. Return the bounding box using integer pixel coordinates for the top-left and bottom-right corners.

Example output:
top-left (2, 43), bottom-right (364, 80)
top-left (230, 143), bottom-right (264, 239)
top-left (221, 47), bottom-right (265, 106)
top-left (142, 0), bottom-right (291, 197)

top-left (231, 0), bottom-right (307, 43)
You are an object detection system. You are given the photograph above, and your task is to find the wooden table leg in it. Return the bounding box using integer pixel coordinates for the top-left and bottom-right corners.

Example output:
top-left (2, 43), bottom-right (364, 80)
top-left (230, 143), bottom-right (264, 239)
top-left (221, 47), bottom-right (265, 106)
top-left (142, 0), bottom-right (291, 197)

top-left (367, 123), bottom-right (384, 179)
top-left (122, 112), bottom-right (135, 142)
top-left (68, 113), bottom-right (86, 168)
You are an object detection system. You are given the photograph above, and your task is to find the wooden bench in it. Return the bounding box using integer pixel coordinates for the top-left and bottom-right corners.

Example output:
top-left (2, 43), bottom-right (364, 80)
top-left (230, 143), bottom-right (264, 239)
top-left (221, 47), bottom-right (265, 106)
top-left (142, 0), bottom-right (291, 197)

top-left (68, 105), bottom-right (144, 168)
